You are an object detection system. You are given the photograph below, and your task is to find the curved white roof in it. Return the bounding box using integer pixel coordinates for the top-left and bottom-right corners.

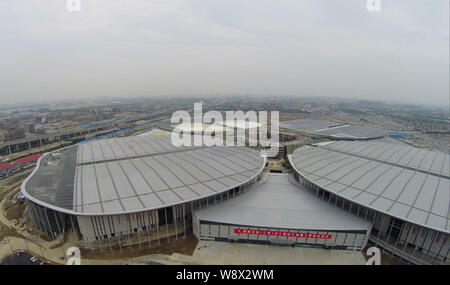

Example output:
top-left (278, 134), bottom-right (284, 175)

top-left (280, 119), bottom-right (389, 140)
top-left (194, 173), bottom-right (371, 232)
top-left (290, 141), bottom-right (449, 233)
top-left (22, 135), bottom-right (265, 216)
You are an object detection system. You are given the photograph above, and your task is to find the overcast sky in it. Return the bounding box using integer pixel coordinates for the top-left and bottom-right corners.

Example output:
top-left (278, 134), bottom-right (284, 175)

top-left (0, 0), bottom-right (448, 106)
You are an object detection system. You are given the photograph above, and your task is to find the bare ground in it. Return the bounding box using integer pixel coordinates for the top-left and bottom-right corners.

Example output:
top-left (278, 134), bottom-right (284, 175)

top-left (80, 232), bottom-right (199, 260)
top-left (0, 224), bottom-right (21, 242)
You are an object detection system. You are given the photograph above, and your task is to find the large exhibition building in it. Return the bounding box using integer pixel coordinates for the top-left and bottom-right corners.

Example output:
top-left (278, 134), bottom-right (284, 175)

top-left (288, 140), bottom-right (449, 264)
top-left (20, 125), bottom-right (449, 265)
top-left (21, 134), bottom-right (266, 249)
top-left (280, 119), bottom-right (389, 140)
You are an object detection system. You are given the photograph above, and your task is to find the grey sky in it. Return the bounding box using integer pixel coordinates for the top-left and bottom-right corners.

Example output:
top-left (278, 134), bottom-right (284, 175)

top-left (0, 0), bottom-right (448, 106)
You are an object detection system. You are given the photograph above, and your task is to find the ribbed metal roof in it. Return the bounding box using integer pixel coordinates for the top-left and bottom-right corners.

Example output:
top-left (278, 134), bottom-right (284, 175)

top-left (23, 146), bottom-right (77, 210)
top-left (194, 173), bottom-right (371, 231)
top-left (290, 141), bottom-right (450, 233)
top-left (23, 135), bottom-right (265, 215)
top-left (280, 119), bottom-right (388, 140)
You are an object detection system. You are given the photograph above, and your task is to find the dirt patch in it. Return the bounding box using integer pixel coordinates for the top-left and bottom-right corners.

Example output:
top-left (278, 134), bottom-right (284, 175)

top-left (0, 170), bottom-right (31, 201)
top-left (24, 222), bottom-right (53, 242)
top-left (4, 200), bottom-right (25, 221)
top-left (80, 232), bottom-right (199, 260)
top-left (0, 224), bottom-right (21, 242)
top-left (0, 187), bottom-right (15, 202)
top-left (0, 170), bottom-right (32, 187)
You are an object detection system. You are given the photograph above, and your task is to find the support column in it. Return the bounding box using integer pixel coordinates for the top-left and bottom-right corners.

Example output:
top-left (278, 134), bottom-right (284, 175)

top-left (127, 215), bottom-right (132, 249)
top-left (70, 215), bottom-right (77, 241)
top-left (417, 229), bottom-right (430, 259)
top-left (410, 226), bottom-right (422, 260)
top-left (432, 235), bottom-right (446, 263)
top-left (107, 235), bottom-right (113, 252)
top-left (117, 233), bottom-right (123, 251)
top-left (183, 204), bottom-right (186, 239)
top-left (35, 205), bottom-right (47, 236)
top-left (52, 210), bottom-right (62, 236)
top-left (43, 208), bottom-right (55, 239)
top-left (134, 213), bottom-right (141, 249)
top-left (383, 218), bottom-right (395, 253)
top-left (165, 208), bottom-right (169, 242)
top-left (29, 202), bottom-right (42, 233)
top-left (98, 239), bottom-right (103, 252)
top-left (146, 212), bottom-right (151, 247)
top-left (424, 232), bottom-right (437, 258)
top-left (401, 223), bottom-right (413, 255)
top-left (174, 206), bottom-right (178, 240)
top-left (156, 210), bottom-right (161, 245)
top-left (390, 222), bottom-right (405, 260)
top-left (365, 208), bottom-right (370, 220)
top-left (137, 227), bottom-right (142, 249)
top-left (375, 215), bottom-right (386, 248)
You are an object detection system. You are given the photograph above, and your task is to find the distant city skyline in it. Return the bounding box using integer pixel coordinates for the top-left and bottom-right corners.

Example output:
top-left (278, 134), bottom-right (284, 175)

top-left (0, 0), bottom-right (448, 106)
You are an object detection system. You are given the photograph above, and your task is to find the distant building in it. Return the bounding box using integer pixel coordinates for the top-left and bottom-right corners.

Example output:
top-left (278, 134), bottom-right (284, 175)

top-left (41, 114), bottom-right (58, 124)
top-left (2, 129), bottom-right (25, 142)
top-left (25, 123), bottom-right (35, 133)
top-left (280, 119), bottom-right (389, 140)
top-left (0, 118), bottom-right (22, 131)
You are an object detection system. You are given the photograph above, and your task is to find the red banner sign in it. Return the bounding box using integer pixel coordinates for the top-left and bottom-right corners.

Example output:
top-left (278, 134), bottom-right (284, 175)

top-left (234, 229), bottom-right (332, 239)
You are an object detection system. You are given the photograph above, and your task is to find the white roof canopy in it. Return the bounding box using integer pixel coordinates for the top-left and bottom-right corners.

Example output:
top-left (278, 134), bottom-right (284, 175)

top-left (195, 173), bottom-right (371, 232)
top-left (23, 135), bottom-right (265, 216)
top-left (291, 141), bottom-right (450, 233)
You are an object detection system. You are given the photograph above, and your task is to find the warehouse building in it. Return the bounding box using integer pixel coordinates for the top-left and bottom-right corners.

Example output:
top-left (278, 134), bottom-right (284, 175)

top-left (193, 173), bottom-right (371, 250)
top-left (288, 140), bottom-right (449, 264)
top-left (280, 119), bottom-right (389, 140)
top-left (21, 134), bottom-right (265, 249)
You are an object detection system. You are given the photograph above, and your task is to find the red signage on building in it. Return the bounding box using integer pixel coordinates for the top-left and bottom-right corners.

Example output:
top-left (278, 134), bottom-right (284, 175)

top-left (234, 229), bottom-right (332, 239)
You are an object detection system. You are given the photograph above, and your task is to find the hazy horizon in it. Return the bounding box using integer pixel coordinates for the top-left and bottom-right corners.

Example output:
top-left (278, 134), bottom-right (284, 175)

top-left (0, 0), bottom-right (448, 106)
